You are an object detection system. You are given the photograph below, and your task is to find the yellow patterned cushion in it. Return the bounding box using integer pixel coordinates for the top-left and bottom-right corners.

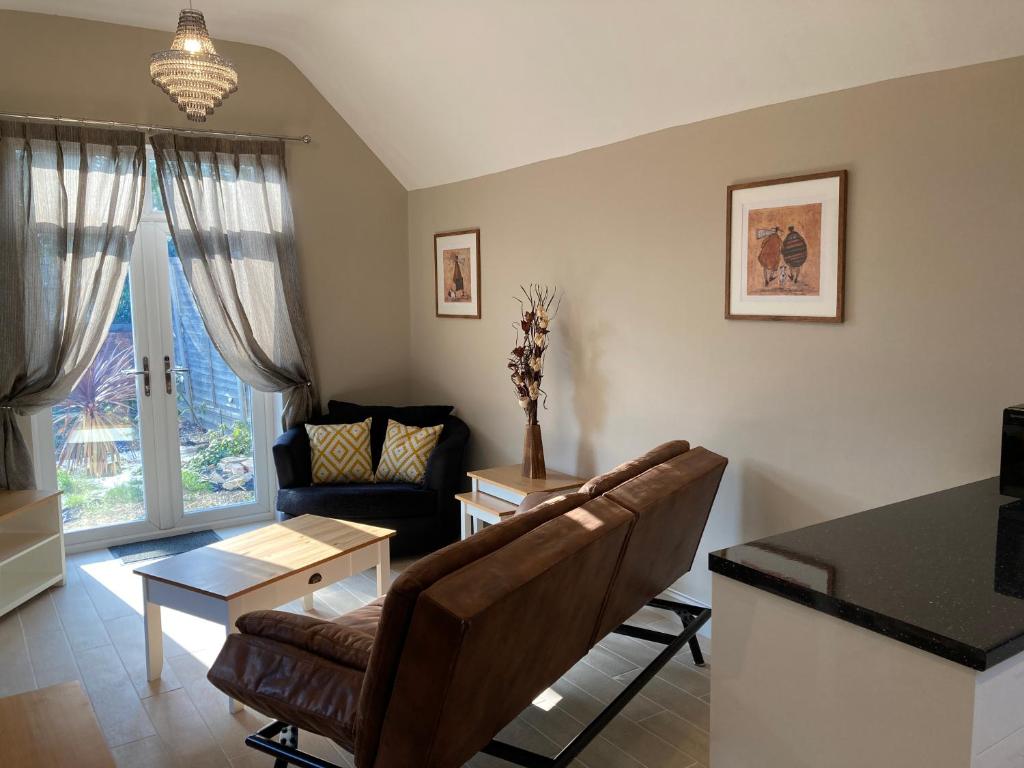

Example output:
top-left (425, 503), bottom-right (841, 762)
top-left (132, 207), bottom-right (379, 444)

top-left (305, 419), bottom-right (374, 484)
top-left (375, 420), bottom-right (443, 484)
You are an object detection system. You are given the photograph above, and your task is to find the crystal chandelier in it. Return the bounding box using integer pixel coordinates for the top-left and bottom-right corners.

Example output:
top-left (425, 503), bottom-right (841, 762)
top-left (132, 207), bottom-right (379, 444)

top-left (150, 5), bottom-right (238, 122)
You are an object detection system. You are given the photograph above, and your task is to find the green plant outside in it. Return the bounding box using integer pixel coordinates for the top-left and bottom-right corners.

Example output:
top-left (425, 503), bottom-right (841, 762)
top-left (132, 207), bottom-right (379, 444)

top-left (181, 467), bottom-right (214, 493)
top-left (104, 475), bottom-right (144, 504)
top-left (57, 466), bottom-right (103, 510)
top-left (186, 421), bottom-right (252, 472)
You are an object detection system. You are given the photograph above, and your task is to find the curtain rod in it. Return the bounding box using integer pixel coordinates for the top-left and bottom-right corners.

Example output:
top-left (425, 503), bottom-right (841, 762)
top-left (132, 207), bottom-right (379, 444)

top-left (0, 110), bottom-right (312, 143)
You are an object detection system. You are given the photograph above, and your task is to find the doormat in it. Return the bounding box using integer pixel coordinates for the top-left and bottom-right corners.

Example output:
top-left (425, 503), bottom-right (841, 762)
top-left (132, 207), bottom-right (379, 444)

top-left (109, 529), bottom-right (222, 564)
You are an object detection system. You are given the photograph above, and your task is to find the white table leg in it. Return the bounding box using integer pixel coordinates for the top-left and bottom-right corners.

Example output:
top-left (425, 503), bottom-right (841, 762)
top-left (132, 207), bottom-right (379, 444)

top-left (302, 593), bottom-right (315, 611)
top-left (142, 579), bottom-right (163, 682)
top-left (377, 541), bottom-right (391, 596)
top-left (225, 601), bottom-right (243, 714)
top-left (460, 500), bottom-right (473, 540)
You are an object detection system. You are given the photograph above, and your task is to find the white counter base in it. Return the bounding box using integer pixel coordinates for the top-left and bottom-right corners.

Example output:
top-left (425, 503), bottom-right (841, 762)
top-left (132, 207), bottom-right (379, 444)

top-left (710, 574), bottom-right (1024, 768)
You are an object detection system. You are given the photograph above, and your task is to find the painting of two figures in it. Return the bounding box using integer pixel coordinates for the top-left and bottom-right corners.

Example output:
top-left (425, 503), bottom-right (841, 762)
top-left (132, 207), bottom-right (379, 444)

top-left (746, 202), bottom-right (822, 296)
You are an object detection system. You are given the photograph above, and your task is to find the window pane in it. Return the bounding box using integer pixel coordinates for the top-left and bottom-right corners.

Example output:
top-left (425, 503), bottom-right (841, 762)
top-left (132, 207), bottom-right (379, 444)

top-left (52, 278), bottom-right (146, 532)
top-left (148, 155), bottom-right (164, 213)
top-left (167, 237), bottom-right (257, 513)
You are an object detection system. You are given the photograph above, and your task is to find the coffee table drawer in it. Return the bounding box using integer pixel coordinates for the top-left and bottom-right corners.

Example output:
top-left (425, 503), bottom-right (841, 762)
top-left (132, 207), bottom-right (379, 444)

top-left (241, 541), bottom-right (384, 608)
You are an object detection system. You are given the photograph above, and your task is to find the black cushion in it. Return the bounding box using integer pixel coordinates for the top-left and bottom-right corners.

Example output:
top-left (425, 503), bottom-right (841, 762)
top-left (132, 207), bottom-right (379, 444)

top-left (276, 483), bottom-right (437, 521)
top-left (326, 401), bottom-right (454, 466)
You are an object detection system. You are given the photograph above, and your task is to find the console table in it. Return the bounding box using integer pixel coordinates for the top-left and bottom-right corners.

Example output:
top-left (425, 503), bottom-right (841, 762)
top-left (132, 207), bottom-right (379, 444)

top-left (0, 490), bottom-right (65, 618)
top-left (456, 465), bottom-right (583, 538)
top-left (709, 478), bottom-right (1024, 768)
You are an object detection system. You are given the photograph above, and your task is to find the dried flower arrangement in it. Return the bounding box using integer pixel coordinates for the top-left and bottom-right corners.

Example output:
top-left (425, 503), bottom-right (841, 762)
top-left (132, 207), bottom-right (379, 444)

top-left (508, 284), bottom-right (560, 477)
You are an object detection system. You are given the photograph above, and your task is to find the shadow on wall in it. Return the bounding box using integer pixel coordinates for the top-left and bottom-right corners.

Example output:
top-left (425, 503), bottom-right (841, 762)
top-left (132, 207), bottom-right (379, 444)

top-left (323, 382), bottom-right (412, 412)
top-left (563, 301), bottom-right (609, 478)
top-left (737, 459), bottom-right (861, 541)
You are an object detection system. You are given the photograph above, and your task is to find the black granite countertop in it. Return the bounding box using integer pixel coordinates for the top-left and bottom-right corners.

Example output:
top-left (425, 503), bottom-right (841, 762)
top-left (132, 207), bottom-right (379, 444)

top-left (709, 477), bottom-right (1024, 670)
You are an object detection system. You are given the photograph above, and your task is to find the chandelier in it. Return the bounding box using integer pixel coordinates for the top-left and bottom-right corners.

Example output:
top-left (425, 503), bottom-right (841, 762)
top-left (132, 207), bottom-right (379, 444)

top-left (150, 6), bottom-right (238, 122)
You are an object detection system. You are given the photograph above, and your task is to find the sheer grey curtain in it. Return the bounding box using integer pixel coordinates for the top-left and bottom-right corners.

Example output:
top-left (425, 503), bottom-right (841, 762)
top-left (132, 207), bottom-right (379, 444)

top-left (0, 122), bottom-right (146, 490)
top-left (150, 134), bottom-right (318, 429)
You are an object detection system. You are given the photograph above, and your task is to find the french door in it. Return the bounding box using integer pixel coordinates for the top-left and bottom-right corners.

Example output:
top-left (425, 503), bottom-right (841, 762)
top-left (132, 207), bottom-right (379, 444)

top-left (32, 155), bottom-right (277, 549)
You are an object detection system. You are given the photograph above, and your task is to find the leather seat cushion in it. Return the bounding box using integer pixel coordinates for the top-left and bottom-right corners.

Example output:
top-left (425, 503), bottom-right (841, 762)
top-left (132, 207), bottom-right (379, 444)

top-left (578, 440), bottom-right (690, 498)
top-left (276, 483), bottom-right (436, 520)
top-left (207, 633), bottom-right (365, 750)
top-left (235, 597), bottom-right (385, 671)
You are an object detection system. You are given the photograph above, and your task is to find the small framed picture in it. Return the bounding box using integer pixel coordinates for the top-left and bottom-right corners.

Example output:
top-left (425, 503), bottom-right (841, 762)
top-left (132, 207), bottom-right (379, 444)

top-left (434, 228), bottom-right (481, 319)
top-left (726, 170), bottom-right (847, 322)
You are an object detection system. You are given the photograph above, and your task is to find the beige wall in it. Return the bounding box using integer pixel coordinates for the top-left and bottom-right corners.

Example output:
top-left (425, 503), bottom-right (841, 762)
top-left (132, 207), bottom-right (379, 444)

top-left (408, 56), bottom-right (1024, 605)
top-left (4, 11), bottom-right (1023, 606)
top-left (0, 10), bottom-right (410, 407)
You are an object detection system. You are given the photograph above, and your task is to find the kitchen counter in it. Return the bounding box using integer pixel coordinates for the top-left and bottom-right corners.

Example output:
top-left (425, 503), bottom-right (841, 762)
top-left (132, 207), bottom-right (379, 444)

top-left (709, 477), bottom-right (1024, 670)
top-left (708, 477), bottom-right (1024, 768)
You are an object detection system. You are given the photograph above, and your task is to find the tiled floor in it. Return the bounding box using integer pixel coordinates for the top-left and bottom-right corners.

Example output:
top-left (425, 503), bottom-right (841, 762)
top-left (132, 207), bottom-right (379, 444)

top-left (1, 524), bottom-right (710, 767)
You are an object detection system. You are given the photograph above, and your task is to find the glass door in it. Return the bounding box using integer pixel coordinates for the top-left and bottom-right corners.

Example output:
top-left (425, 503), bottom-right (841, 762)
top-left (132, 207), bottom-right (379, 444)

top-left (45, 273), bottom-right (152, 535)
top-left (147, 226), bottom-right (275, 532)
top-left (32, 153), bottom-right (276, 548)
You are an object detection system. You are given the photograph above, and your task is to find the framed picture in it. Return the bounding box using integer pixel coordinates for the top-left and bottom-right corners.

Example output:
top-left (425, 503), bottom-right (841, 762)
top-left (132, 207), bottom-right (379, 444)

top-left (726, 170), bottom-right (847, 322)
top-left (434, 228), bottom-right (481, 319)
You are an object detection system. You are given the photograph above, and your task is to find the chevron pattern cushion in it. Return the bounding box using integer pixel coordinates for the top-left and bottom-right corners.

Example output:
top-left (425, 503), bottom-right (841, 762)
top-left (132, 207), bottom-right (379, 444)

top-left (375, 420), bottom-right (443, 484)
top-left (306, 419), bottom-right (374, 484)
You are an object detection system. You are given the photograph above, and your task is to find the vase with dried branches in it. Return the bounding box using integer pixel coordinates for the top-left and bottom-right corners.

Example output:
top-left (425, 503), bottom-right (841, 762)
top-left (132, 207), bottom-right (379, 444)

top-left (508, 284), bottom-right (560, 478)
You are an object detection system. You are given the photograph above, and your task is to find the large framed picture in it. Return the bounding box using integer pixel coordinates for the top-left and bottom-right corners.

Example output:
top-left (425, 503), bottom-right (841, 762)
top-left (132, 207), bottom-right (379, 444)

top-left (434, 228), bottom-right (481, 319)
top-left (726, 170), bottom-right (847, 322)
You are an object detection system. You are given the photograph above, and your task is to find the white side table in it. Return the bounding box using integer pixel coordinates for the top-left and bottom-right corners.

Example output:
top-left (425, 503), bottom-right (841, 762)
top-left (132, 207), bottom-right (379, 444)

top-left (456, 465), bottom-right (583, 539)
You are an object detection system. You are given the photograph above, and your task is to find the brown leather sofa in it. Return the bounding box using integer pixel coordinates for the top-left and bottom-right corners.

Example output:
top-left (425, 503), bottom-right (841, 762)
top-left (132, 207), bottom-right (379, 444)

top-left (208, 440), bottom-right (727, 768)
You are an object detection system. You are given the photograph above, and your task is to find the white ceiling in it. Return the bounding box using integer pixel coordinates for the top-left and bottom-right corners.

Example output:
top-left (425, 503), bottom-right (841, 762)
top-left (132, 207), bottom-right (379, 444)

top-left (4, 1), bottom-right (1024, 189)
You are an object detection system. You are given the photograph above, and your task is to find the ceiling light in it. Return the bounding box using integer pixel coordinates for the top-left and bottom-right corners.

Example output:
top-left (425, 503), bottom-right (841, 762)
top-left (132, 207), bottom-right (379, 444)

top-left (150, 5), bottom-right (238, 122)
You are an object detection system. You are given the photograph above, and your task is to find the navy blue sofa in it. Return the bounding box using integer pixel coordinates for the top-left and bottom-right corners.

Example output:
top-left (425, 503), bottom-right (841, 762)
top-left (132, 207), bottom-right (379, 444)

top-left (272, 400), bottom-right (470, 557)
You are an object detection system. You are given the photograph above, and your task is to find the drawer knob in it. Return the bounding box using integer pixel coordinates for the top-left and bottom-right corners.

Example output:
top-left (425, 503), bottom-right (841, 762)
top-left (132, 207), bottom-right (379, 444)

top-left (308, 573), bottom-right (323, 585)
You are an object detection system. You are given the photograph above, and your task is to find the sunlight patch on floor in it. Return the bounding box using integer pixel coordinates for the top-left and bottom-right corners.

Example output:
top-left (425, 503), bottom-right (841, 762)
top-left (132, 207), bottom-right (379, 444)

top-left (80, 558), bottom-right (229, 655)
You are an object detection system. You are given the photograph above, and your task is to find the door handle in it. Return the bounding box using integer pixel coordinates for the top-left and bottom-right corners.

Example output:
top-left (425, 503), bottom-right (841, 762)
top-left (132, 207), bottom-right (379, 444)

top-left (122, 356), bottom-right (151, 397)
top-left (164, 356), bottom-right (190, 394)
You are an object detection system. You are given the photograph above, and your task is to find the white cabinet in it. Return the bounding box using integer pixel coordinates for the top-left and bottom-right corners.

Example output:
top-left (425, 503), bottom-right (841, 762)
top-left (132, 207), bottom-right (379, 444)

top-left (0, 491), bottom-right (65, 617)
top-left (711, 574), bottom-right (1024, 768)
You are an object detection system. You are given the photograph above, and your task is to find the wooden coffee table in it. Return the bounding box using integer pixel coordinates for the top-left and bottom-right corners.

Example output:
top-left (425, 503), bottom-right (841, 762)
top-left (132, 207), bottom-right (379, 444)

top-left (0, 682), bottom-right (114, 767)
top-left (134, 514), bottom-right (395, 712)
